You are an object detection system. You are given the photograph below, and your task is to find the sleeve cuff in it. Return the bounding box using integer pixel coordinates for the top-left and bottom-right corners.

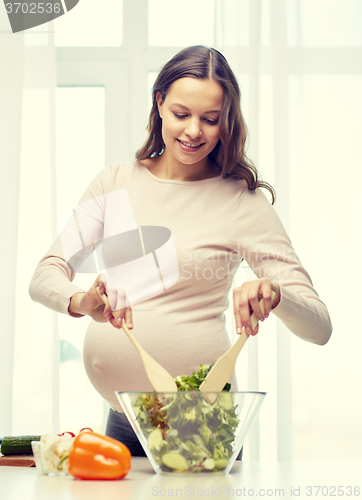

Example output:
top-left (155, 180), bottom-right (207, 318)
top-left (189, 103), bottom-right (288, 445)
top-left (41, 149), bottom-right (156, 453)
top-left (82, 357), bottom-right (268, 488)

top-left (56, 283), bottom-right (85, 316)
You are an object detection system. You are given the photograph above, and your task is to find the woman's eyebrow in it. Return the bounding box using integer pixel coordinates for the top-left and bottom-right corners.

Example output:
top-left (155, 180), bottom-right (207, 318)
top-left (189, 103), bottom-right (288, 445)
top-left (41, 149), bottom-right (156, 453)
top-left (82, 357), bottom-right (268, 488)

top-left (171, 103), bottom-right (221, 114)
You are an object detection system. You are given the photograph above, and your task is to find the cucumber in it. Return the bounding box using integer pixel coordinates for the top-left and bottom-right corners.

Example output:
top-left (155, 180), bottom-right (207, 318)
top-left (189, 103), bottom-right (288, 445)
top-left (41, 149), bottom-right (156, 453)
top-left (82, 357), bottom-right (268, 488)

top-left (218, 392), bottom-right (233, 410)
top-left (147, 428), bottom-right (163, 451)
top-left (162, 452), bottom-right (189, 471)
top-left (214, 458), bottom-right (229, 470)
top-left (203, 458), bottom-right (216, 470)
top-left (1, 436), bottom-right (41, 456)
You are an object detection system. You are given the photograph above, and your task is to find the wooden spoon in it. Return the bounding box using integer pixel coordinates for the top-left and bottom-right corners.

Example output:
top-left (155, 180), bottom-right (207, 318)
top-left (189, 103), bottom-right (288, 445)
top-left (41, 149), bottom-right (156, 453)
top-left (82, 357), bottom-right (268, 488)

top-left (199, 291), bottom-right (276, 403)
top-left (96, 287), bottom-right (178, 392)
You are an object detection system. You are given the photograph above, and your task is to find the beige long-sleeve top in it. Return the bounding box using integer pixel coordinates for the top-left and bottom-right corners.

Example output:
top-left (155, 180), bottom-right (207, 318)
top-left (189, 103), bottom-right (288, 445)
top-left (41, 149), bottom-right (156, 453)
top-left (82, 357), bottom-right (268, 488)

top-left (29, 161), bottom-right (332, 411)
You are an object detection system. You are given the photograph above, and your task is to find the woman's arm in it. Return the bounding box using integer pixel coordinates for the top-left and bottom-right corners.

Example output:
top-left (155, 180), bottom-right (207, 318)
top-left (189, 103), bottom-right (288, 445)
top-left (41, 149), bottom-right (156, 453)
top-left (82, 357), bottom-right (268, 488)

top-left (231, 188), bottom-right (332, 345)
top-left (29, 162), bottom-right (133, 328)
top-left (29, 248), bottom-right (85, 315)
top-left (29, 165), bottom-right (107, 315)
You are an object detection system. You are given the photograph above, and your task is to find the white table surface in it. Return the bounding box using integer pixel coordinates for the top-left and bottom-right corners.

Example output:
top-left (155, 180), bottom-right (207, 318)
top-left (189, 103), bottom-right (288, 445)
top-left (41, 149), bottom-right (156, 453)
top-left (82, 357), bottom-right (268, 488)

top-left (1, 459), bottom-right (361, 500)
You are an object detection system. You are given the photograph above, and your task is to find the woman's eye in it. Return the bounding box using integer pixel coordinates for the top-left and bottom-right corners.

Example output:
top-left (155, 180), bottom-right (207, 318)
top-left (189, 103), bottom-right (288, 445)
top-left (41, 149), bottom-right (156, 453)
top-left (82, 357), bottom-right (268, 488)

top-left (172, 113), bottom-right (218, 125)
top-left (204, 118), bottom-right (218, 125)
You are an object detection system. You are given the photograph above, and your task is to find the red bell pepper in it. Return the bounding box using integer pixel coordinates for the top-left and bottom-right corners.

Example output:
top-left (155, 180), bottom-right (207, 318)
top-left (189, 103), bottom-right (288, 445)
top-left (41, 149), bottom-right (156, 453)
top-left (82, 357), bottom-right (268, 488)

top-left (68, 431), bottom-right (131, 480)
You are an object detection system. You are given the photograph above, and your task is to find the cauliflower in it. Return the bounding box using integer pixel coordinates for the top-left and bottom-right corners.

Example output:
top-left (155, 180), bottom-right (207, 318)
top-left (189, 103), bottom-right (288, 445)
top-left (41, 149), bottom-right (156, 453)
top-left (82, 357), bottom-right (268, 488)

top-left (39, 433), bottom-right (75, 474)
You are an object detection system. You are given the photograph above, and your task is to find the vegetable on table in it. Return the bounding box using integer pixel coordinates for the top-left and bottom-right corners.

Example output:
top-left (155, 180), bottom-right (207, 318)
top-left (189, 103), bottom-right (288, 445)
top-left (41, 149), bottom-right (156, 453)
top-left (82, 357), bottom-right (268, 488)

top-left (0, 436), bottom-right (41, 456)
top-left (0, 428), bottom-right (94, 459)
top-left (40, 433), bottom-right (75, 473)
top-left (68, 431), bottom-right (131, 480)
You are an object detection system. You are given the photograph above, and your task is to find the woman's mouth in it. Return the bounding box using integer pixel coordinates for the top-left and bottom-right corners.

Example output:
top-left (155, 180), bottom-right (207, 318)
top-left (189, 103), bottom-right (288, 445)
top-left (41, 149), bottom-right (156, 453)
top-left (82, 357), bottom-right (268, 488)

top-left (177, 139), bottom-right (204, 152)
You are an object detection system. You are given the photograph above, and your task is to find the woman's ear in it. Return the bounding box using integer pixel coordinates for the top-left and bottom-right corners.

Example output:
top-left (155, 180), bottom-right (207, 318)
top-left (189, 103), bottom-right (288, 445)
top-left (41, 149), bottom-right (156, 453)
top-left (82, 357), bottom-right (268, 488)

top-left (156, 91), bottom-right (163, 119)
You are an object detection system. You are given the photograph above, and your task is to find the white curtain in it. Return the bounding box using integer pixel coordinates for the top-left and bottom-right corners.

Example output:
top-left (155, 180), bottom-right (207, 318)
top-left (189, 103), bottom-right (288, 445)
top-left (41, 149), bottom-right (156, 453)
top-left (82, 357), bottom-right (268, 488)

top-left (217, 0), bottom-right (362, 463)
top-left (0, 16), bottom-right (23, 437)
top-left (0, 12), bottom-right (58, 435)
top-left (216, 0), bottom-right (293, 462)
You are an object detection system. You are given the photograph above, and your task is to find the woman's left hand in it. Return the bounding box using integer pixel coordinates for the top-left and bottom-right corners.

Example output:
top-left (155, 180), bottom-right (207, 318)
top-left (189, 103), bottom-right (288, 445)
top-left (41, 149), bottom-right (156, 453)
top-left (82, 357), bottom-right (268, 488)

top-left (233, 278), bottom-right (281, 336)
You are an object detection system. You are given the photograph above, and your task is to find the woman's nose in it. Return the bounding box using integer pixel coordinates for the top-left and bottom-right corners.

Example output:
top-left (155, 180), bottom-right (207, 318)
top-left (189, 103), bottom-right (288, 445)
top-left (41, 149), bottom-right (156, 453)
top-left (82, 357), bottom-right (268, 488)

top-left (184, 119), bottom-right (202, 139)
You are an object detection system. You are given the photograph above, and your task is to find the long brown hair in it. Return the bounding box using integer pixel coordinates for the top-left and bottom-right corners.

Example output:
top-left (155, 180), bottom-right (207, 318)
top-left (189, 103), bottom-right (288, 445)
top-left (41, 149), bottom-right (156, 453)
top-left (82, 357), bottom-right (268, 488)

top-left (136, 45), bottom-right (276, 203)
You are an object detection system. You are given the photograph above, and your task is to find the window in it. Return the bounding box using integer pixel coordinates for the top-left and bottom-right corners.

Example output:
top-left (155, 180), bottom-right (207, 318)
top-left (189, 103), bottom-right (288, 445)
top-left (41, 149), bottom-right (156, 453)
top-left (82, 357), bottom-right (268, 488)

top-left (148, 0), bottom-right (214, 46)
top-left (56, 87), bottom-right (106, 433)
top-left (55, 0), bottom-right (123, 47)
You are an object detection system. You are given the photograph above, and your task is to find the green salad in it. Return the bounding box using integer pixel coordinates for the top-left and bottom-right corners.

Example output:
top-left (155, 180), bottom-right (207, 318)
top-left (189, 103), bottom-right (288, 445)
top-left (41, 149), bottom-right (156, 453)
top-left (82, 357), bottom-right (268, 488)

top-left (174, 362), bottom-right (231, 392)
top-left (133, 364), bottom-right (239, 473)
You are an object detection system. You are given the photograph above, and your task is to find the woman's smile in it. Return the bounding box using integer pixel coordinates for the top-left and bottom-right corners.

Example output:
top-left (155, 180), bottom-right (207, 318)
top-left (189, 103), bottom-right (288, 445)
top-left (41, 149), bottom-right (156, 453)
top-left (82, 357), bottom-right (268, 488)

top-left (177, 138), bottom-right (205, 152)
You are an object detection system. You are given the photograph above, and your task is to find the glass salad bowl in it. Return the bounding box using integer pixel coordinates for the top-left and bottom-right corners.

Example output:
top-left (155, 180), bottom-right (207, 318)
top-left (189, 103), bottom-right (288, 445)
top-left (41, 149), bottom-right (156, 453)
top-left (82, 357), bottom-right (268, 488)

top-left (115, 391), bottom-right (266, 475)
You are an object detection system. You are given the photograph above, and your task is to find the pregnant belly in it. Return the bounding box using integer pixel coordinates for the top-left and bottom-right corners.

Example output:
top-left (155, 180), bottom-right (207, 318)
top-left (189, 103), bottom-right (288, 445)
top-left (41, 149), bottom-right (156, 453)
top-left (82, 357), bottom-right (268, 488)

top-left (83, 311), bottom-right (235, 412)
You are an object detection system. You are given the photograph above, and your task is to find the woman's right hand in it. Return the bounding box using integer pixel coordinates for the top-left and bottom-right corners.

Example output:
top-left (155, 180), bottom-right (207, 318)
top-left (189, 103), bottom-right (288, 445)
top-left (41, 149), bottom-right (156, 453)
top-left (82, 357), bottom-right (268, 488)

top-left (68, 274), bottom-right (133, 329)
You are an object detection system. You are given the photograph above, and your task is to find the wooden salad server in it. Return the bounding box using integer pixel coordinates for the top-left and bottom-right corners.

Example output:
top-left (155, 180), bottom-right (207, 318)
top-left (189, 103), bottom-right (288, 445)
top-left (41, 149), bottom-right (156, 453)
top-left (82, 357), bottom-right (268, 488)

top-left (199, 291), bottom-right (276, 403)
top-left (96, 287), bottom-right (178, 392)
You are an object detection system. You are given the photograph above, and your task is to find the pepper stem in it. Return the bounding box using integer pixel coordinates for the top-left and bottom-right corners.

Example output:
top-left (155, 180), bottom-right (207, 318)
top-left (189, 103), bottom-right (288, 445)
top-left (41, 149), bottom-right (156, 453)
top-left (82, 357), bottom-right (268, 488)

top-left (57, 453), bottom-right (69, 470)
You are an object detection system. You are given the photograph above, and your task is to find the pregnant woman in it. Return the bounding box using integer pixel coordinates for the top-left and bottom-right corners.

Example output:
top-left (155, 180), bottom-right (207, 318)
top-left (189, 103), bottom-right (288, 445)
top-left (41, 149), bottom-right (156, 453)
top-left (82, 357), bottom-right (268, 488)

top-left (29, 45), bottom-right (332, 455)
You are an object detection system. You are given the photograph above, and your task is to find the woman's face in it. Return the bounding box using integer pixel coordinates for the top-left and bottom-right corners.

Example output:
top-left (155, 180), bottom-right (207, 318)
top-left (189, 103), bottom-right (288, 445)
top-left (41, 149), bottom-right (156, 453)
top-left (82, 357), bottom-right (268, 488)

top-left (156, 77), bottom-right (223, 171)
